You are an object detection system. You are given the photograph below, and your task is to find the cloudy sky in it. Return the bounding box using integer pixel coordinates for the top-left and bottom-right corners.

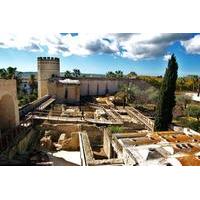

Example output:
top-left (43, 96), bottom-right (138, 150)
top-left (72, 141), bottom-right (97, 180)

top-left (0, 33), bottom-right (200, 76)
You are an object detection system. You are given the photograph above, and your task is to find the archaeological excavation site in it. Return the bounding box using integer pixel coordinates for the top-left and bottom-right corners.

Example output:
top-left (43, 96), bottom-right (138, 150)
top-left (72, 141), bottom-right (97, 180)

top-left (1, 57), bottom-right (200, 166)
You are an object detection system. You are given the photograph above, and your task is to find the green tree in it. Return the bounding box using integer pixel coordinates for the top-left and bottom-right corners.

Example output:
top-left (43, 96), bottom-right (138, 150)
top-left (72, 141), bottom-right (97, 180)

top-left (72, 69), bottom-right (81, 77)
top-left (176, 95), bottom-right (191, 110)
top-left (127, 71), bottom-right (137, 78)
top-left (115, 70), bottom-right (123, 78)
top-left (177, 77), bottom-right (185, 91)
top-left (64, 70), bottom-right (72, 78)
top-left (0, 68), bottom-right (7, 79)
top-left (190, 75), bottom-right (199, 91)
top-left (185, 105), bottom-right (200, 121)
top-left (145, 87), bottom-right (159, 110)
top-left (154, 54), bottom-right (178, 131)
top-left (106, 71), bottom-right (116, 78)
top-left (119, 84), bottom-right (128, 108)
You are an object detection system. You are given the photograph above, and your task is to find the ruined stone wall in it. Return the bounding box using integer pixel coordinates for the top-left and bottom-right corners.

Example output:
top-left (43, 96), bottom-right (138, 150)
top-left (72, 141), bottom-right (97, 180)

top-left (38, 57), bottom-right (60, 98)
top-left (103, 129), bottom-right (112, 158)
top-left (43, 123), bottom-right (103, 147)
top-left (79, 79), bottom-right (119, 96)
top-left (0, 79), bottom-right (19, 129)
top-left (2, 129), bottom-right (35, 159)
top-left (80, 124), bottom-right (103, 145)
top-left (43, 123), bottom-right (81, 134)
top-left (79, 78), bottom-right (152, 97)
top-left (79, 132), bottom-right (123, 166)
top-left (66, 85), bottom-right (80, 104)
top-left (47, 82), bottom-right (58, 96)
top-left (48, 82), bottom-right (80, 104)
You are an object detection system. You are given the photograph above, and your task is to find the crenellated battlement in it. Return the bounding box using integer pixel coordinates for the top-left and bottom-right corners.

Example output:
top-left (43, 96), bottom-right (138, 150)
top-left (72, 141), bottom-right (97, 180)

top-left (37, 57), bottom-right (60, 62)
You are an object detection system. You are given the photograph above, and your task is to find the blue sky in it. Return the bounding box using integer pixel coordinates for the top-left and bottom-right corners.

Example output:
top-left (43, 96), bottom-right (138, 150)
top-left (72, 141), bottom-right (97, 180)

top-left (0, 33), bottom-right (200, 76)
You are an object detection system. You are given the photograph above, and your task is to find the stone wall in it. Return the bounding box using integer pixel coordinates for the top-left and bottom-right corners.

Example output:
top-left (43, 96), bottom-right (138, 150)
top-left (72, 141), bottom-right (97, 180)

top-left (79, 78), bottom-right (152, 97)
top-left (66, 85), bottom-right (80, 104)
top-left (79, 132), bottom-right (123, 166)
top-left (48, 82), bottom-right (80, 104)
top-left (0, 79), bottom-right (19, 129)
top-left (103, 129), bottom-right (112, 158)
top-left (79, 79), bottom-right (119, 96)
top-left (80, 124), bottom-right (103, 146)
top-left (43, 123), bottom-right (104, 148)
top-left (2, 129), bottom-right (35, 159)
top-left (43, 123), bottom-right (81, 134)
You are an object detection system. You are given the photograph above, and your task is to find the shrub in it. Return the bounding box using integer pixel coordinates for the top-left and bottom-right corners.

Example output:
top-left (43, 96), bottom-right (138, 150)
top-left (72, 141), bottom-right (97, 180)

top-left (108, 125), bottom-right (124, 133)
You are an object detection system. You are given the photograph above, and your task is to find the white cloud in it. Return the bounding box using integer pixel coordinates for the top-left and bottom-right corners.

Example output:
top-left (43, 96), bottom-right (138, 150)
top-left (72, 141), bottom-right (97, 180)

top-left (0, 33), bottom-right (194, 60)
top-left (181, 34), bottom-right (200, 55)
top-left (163, 53), bottom-right (171, 61)
top-left (119, 33), bottom-right (191, 60)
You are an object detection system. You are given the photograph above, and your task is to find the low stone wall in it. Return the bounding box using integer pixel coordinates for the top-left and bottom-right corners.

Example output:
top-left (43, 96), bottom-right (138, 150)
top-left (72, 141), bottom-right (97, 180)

top-left (171, 125), bottom-right (200, 135)
top-left (80, 124), bottom-right (103, 146)
top-left (43, 123), bottom-right (103, 143)
top-left (103, 129), bottom-right (112, 158)
top-left (43, 123), bottom-right (80, 134)
top-left (2, 129), bottom-right (36, 159)
top-left (42, 123), bottom-right (104, 150)
top-left (79, 132), bottom-right (123, 166)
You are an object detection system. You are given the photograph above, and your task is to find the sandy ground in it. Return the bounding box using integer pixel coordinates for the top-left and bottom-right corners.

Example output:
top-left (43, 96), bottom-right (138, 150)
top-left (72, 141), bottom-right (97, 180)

top-left (48, 151), bottom-right (81, 166)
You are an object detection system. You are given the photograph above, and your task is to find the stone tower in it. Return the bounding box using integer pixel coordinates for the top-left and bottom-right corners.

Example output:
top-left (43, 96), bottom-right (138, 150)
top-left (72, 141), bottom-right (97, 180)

top-left (37, 57), bottom-right (60, 98)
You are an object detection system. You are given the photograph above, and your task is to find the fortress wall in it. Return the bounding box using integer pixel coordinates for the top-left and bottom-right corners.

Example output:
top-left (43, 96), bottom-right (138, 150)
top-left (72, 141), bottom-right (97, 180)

top-left (80, 79), bottom-right (89, 96)
top-left (107, 79), bottom-right (119, 94)
top-left (0, 79), bottom-right (19, 129)
top-left (67, 85), bottom-right (80, 104)
top-left (48, 82), bottom-right (80, 104)
top-left (97, 80), bottom-right (106, 95)
top-left (79, 79), bottom-right (127, 96)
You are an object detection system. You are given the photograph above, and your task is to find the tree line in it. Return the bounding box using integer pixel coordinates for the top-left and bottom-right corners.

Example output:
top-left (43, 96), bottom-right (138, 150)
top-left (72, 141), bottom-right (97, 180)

top-left (139, 74), bottom-right (200, 93)
top-left (115, 55), bottom-right (200, 132)
top-left (0, 67), bottom-right (37, 106)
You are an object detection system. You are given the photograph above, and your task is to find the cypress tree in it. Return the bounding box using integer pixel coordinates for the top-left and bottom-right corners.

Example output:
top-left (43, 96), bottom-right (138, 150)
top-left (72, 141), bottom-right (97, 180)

top-left (154, 54), bottom-right (178, 131)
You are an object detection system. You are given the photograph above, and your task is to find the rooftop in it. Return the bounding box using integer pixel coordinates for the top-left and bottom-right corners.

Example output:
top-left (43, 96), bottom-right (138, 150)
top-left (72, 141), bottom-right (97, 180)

top-left (58, 79), bottom-right (80, 85)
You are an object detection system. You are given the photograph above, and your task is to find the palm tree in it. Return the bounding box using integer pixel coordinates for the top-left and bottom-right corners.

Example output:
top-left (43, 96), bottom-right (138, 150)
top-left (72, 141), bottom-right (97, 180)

top-left (64, 70), bottom-right (72, 78)
top-left (6, 66), bottom-right (17, 79)
top-left (0, 67), bottom-right (22, 92)
top-left (117, 84), bottom-right (133, 108)
top-left (115, 70), bottom-right (123, 78)
top-left (73, 69), bottom-right (81, 77)
top-left (28, 74), bottom-right (37, 94)
top-left (106, 71), bottom-right (116, 78)
top-left (0, 68), bottom-right (7, 79)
